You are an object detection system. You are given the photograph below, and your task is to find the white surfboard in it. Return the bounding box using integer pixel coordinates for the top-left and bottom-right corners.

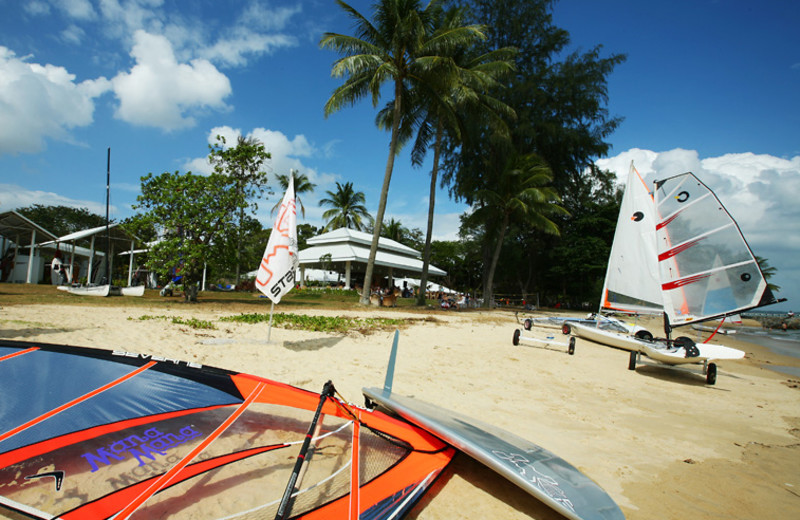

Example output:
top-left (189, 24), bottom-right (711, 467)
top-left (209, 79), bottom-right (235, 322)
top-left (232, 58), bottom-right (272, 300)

top-left (364, 331), bottom-right (625, 520)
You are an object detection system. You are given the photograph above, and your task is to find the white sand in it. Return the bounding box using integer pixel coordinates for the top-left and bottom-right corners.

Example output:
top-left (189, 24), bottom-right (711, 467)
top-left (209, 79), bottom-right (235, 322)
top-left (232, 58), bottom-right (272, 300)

top-left (1, 303), bottom-right (798, 519)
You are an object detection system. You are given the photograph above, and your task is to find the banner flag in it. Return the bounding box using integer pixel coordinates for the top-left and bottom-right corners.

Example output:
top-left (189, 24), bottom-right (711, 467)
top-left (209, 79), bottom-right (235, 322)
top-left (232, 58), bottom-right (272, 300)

top-left (255, 176), bottom-right (298, 303)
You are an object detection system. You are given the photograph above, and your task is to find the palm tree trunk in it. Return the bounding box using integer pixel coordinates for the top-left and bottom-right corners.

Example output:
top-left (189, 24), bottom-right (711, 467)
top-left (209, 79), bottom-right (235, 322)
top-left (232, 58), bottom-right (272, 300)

top-left (359, 80), bottom-right (403, 305)
top-left (483, 212), bottom-right (509, 308)
top-left (416, 120), bottom-right (444, 306)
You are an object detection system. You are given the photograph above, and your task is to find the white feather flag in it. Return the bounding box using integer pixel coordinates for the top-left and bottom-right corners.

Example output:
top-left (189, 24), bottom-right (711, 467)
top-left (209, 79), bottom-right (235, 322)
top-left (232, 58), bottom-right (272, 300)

top-left (255, 176), bottom-right (298, 303)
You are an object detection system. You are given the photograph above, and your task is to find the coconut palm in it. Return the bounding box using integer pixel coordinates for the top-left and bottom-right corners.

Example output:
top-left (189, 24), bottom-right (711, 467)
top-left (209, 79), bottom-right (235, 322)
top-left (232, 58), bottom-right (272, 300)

top-left (468, 153), bottom-right (568, 308)
top-left (321, 0), bottom-right (486, 305)
top-left (397, 8), bottom-right (516, 305)
top-left (272, 170), bottom-right (317, 218)
top-left (319, 181), bottom-right (373, 232)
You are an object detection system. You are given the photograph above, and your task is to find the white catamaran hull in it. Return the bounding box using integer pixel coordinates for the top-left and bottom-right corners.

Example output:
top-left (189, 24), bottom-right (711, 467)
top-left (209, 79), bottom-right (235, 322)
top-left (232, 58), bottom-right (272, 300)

top-left (120, 285), bottom-right (145, 297)
top-left (65, 284), bottom-right (111, 297)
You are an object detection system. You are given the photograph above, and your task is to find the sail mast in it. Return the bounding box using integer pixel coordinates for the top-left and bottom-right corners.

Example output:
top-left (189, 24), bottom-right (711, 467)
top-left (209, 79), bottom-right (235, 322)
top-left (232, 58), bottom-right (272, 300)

top-left (105, 147), bottom-right (111, 285)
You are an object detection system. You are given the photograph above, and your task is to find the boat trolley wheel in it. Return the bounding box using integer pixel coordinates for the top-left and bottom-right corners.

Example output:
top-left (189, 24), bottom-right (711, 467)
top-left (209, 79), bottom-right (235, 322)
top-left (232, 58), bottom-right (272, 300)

top-left (568, 337), bottom-right (576, 355)
top-left (512, 328), bottom-right (521, 346)
top-left (562, 323), bottom-right (571, 335)
top-left (706, 363), bottom-right (717, 385)
top-left (523, 318), bottom-right (532, 331)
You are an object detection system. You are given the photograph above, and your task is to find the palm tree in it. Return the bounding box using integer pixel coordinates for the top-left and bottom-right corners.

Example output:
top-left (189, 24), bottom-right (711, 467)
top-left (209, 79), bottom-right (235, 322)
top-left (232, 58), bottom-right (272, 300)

top-left (319, 181), bottom-right (373, 232)
top-left (468, 153), bottom-right (567, 308)
top-left (321, 0), bottom-right (486, 305)
top-left (272, 170), bottom-right (316, 218)
top-left (399, 8), bottom-right (516, 305)
top-left (381, 217), bottom-right (407, 243)
top-left (756, 255), bottom-right (781, 293)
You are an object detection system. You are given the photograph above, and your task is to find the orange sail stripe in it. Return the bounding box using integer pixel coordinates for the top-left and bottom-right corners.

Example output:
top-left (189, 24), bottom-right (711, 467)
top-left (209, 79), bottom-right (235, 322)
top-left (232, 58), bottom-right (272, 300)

top-left (114, 381), bottom-right (267, 520)
top-left (0, 360), bottom-right (156, 444)
top-left (0, 346), bottom-right (39, 362)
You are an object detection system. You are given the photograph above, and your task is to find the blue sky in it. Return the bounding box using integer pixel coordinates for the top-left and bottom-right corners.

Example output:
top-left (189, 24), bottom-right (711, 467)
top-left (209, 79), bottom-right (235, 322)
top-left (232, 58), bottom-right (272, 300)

top-left (1, 0), bottom-right (798, 309)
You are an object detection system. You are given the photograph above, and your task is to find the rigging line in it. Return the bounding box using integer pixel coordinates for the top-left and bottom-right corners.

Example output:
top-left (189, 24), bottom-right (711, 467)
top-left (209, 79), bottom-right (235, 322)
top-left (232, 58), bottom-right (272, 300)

top-left (0, 361), bottom-right (157, 445)
top-left (0, 346), bottom-right (39, 363)
top-left (113, 381), bottom-right (267, 520)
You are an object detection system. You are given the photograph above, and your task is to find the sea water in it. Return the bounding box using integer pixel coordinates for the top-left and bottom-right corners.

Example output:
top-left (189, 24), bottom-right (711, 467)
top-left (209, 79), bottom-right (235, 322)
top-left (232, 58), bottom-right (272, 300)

top-left (737, 328), bottom-right (800, 378)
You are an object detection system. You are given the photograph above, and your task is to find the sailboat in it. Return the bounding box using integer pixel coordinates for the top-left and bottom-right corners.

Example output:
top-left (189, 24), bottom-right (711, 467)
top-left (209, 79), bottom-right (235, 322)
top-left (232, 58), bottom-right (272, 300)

top-left (66, 148), bottom-right (144, 297)
top-left (571, 164), bottom-right (782, 384)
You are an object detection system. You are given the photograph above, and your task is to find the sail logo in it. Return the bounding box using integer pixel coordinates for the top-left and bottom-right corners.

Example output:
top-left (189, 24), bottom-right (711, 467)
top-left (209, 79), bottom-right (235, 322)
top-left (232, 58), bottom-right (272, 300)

top-left (82, 426), bottom-right (202, 472)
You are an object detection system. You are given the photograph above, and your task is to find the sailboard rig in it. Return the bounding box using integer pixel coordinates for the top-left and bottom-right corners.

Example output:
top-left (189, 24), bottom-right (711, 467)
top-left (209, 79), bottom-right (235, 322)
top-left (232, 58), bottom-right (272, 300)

top-left (62, 148), bottom-right (143, 297)
top-left (0, 339), bottom-right (454, 519)
top-left (571, 166), bottom-right (782, 384)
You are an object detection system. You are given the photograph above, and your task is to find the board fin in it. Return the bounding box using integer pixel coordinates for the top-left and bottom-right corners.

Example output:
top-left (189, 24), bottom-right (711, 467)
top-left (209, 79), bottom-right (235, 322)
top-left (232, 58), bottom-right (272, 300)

top-left (383, 330), bottom-right (399, 393)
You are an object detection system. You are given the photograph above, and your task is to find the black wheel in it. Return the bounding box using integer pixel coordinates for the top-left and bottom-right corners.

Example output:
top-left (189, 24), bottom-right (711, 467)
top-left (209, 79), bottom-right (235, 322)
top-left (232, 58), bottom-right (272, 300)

top-left (706, 363), bottom-right (717, 385)
top-left (562, 323), bottom-right (571, 335)
top-left (635, 330), bottom-right (653, 341)
top-left (523, 318), bottom-right (532, 330)
top-left (512, 329), bottom-right (521, 346)
top-left (628, 350), bottom-right (638, 370)
top-left (568, 337), bottom-right (576, 355)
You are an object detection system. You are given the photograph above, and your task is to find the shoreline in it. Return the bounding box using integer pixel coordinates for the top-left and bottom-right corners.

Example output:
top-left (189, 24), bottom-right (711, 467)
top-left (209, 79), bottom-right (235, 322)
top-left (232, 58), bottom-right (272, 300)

top-left (1, 302), bottom-right (799, 519)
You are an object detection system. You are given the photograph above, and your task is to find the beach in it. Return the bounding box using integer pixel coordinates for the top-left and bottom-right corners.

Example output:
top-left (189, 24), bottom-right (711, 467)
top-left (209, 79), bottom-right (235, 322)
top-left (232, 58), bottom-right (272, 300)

top-left (1, 301), bottom-right (798, 519)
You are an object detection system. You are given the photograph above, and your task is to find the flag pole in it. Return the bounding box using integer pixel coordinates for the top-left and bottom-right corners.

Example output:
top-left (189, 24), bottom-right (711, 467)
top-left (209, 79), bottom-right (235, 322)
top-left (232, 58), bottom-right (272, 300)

top-left (267, 301), bottom-right (275, 342)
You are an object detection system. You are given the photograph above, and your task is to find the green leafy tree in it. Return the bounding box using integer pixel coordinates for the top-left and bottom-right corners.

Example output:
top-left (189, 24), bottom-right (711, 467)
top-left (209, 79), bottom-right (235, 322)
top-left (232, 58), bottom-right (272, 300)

top-left (321, 0), bottom-right (487, 305)
top-left (132, 171), bottom-right (239, 302)
top-left (465, 152), bottom-right (566, 307)
top-left (208, 134), bottom-right (271, 283)
top-left (756, 256), bottom-right (781, 293)
top-left (16, 204), bottom-right (106, 237)
top-left (319, 181), bottom-right (373, 231)
top-left (272, 170), bottom-right (317, 218)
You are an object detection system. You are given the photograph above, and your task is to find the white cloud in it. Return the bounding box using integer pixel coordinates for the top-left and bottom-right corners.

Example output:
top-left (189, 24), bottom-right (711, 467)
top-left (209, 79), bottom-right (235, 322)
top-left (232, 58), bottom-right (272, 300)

top-left (597, 148), bottom-right (800, 309)
top-left (111, 31), bottom-right (232, 130)
top-left (0, 183), bottom-right (109, 216)
top-left (59, 0), bottom-right (96, 20)
top-left (0, 47), bottom-right (112, 155)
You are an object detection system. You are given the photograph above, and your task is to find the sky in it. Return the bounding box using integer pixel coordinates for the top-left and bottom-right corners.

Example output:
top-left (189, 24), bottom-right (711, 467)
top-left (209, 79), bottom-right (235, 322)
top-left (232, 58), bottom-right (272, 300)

top-left (0, 0), bottom-right (797, 310)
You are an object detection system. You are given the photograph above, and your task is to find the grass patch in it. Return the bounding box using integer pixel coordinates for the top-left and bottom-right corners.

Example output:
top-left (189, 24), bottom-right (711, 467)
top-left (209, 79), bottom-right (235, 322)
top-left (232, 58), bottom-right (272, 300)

top-left (221, 312), bottom-right (406, 334)
top-left (132, 315), bottom-right (217, 330)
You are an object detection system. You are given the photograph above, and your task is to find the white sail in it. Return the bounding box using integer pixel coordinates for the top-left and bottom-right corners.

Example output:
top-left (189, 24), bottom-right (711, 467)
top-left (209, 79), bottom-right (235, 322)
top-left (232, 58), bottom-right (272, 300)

top-left (653, 172), bottom-right (777, 327)
top-left (255, 176), bottom-right (298, 303)
top-left (600, 162), bottom-right (663, 315)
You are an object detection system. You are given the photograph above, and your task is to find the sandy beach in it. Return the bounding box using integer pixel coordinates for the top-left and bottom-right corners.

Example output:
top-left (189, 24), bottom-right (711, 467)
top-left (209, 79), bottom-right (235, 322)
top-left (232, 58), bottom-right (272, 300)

top-left (1, 300), bottom-right (798, 519)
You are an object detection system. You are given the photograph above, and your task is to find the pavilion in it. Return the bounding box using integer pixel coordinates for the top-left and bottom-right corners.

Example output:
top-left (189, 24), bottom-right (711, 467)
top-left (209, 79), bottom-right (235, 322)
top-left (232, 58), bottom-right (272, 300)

top-left (298, 228), bottom-right (446, 290)
top-left (0, 210), bottom-right (58, 283)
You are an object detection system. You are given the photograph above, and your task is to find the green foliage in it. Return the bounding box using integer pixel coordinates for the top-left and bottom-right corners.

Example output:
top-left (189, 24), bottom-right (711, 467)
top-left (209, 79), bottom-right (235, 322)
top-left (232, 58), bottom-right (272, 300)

top-left (16, 204), bottom-right (106, 237)
top-left (318, 181), bottom-right (373, 232)
top-left (132, 171), bottom-right (240, 301)
top-left (272, 171), bottom-right (316, 219)
top-left (132, 315), bottom-right (217, 330)
top-left (220, 312), bottom-right (405, 333)
top-left (321, 0), bottom-right (490, 304)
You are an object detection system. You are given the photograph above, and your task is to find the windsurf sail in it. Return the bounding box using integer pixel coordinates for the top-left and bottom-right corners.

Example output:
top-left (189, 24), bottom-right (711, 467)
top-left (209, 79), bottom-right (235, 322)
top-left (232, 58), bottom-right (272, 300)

top-left (0, 339), bottom-right (454, 520)
top-left (600, 162), bottom-right (663, 315)
top-left (653, 172), bottom-right (779, 327)
top-left (256, 175), bottom-right (298, 304)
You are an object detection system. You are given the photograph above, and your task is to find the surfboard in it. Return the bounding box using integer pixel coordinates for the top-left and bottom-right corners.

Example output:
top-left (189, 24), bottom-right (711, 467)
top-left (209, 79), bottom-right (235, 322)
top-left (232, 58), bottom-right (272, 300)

top-left (363, 331), bottom-right (625, 520)
top-left (362, 387), bottom-right (624, 520)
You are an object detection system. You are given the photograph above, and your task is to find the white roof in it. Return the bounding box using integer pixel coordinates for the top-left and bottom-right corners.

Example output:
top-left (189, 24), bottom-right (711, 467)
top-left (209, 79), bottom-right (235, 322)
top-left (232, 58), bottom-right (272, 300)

top-left (299, 227), bottom-right (446, 277)
top-left (40, 222), bottom-right (139, 247)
